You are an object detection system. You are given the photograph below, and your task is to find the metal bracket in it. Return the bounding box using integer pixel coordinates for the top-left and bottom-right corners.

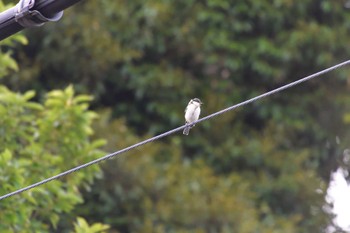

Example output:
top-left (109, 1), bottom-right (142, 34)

top-left (15, 0), bottom-right (63, 27)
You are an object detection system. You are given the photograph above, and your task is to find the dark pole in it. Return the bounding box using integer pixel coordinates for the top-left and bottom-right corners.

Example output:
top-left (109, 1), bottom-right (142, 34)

top-left (0, 0), bottom-right (83, 41)
top-left (0, 7), bottom-right (24, 40)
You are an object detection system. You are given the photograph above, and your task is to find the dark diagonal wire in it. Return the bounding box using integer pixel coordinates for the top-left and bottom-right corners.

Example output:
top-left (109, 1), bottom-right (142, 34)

top-left (1, 60), bottom-right (349, 200)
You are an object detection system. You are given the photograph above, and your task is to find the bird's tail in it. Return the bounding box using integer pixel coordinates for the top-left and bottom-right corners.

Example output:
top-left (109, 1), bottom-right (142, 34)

top-left (183, 125), bottom-right (191, 135)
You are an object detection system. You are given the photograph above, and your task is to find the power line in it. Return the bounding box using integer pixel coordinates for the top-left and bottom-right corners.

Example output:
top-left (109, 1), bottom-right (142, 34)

top-left (198, 60), bottom-right (350, 123)
top-left (0, 60), bottom-right (349, 201)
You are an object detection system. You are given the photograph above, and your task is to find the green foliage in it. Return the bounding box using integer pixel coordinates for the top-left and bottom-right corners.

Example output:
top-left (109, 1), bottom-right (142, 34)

top-left (0, 85), bottom-right (107, 231)
top-left (78, 112), bottom-right (299, 233)
top-left (72, 217), bottom-right (109, 233)
top-left (8, 0), bottom-right (350, 134)
top-left (2, 0), bottom-right (350, 232)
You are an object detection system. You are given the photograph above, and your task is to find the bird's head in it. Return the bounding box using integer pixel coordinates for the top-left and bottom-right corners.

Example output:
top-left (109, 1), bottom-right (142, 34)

top-left (192, 98), bottom-right (203, 105)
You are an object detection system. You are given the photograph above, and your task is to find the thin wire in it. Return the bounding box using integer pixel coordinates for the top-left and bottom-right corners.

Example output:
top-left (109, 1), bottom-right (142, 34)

top-left (1, 60), bottom-right (349, 201)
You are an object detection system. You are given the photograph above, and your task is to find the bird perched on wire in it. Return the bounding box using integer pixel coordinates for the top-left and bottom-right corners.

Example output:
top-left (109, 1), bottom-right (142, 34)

top-left (183, 98), bottom-right (203, 135)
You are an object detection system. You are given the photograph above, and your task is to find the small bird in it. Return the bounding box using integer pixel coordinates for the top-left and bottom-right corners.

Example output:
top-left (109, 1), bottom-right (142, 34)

top-left (183, 98), bottom-right (203, 135)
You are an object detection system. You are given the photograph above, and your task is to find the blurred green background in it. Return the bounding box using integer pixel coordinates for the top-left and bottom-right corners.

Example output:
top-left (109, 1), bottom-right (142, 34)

top-left (1, 0), bottom-right (350, 232)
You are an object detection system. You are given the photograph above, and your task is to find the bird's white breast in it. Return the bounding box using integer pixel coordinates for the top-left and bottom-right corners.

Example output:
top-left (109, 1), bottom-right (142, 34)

top-left (185, 103), bottom-right (201, 123)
